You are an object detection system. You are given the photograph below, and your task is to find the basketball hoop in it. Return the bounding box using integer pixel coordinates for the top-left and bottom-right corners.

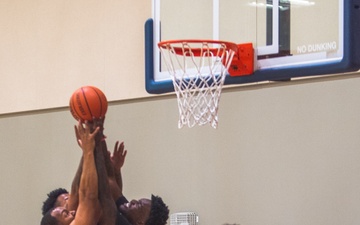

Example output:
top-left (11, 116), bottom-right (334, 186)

top-left (158, 40), bottom-right (242, 128)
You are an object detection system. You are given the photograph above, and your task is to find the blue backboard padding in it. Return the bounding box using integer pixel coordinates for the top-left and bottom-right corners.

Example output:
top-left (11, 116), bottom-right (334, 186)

top-left (145, 0), bottom-right (360, 94)
top-left (144, 19), bottom-right (175, 94)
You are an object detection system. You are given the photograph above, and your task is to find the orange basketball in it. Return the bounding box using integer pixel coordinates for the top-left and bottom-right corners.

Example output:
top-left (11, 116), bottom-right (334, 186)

top-left (69, 86), bottom-right (108, 121)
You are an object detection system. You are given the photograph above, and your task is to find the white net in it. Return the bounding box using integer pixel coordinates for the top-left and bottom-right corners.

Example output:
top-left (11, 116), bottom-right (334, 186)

top-left (158, 40), bottom-right (236, 128)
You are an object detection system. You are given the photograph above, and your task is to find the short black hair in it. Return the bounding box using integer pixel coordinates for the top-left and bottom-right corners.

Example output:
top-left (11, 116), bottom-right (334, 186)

top-left (40, 208), bottom-right (59, 225)
top-left (145, 195), bottom-right (169, 225)
top-left (41, 188), bottom-right (69, 215)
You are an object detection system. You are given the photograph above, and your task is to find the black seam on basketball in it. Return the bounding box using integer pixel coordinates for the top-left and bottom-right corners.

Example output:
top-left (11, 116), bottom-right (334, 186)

top-left (91, 87), bottom-right (104, 117)
top-left (81, 87), bottom-right (94, 119)
top-left (71, 95), bottom-right (81, 120)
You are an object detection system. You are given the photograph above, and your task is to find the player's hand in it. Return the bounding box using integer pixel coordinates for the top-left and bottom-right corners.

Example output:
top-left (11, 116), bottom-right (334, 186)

top-left (111, 141), bottom-right (127, 171)
top-left (74, 120), bottom-right (99, 153)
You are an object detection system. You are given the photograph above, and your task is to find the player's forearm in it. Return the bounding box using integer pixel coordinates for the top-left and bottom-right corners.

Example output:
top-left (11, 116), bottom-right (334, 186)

top-left (115, 170), bottom-right (123, 193)
top-left (95, 144), bottom-right (112, 198)
top-left (101, 140), bottom-right (116, 178)
top-left (80, 151), bottom-right (98, 200)
top-left (72, 157), bottom-right (84, 190)
top-left (67, 157), bottom-right (83, 210)
top-left (95, 140), bottom-right (118, 224)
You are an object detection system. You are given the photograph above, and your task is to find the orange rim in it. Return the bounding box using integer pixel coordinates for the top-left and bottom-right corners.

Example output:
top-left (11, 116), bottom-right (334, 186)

top-left (158, 39), bottom-right (238, 56)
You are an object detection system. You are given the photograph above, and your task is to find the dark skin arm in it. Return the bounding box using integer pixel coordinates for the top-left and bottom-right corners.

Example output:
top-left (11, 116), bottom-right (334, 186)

top-left (110, 141), bottom-right (127, 200)
top-left (73, 119), bottom-right (117, 225)
top-left (67, 154), bottom-right (83, 211)
top-left (68, 119), bottom-right (111, 210)
top-left (70, 118), bottom-right (127, 210)
top-left (89, 118), bottom-right (127, 201)
top-left (92, 118), bottom-right (117, 225)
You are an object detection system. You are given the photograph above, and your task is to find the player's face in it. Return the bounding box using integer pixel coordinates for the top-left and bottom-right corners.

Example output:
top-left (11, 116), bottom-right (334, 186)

top-left (119, 198), bottom-right (151, 224)
top-left (56, 193), bottom-right (69, 208)
top-left (51, 207), bottom-right (75, 225)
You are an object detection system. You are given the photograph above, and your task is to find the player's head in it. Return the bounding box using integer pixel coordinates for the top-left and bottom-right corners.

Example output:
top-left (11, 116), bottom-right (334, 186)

top-left (145, 195), bottom-right (169, 225)
top-left (40, 207), bottom-right (75, 225)
top-left (42, 188), bottom-right (69, 215)
top-left (40, 209), bottom-right (59, 225)
top-left (119, 195), bottom-right (169, 225)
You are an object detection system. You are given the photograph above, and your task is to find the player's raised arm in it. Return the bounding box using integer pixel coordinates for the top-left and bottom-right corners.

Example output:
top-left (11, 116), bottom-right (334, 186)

top-left (111, 141), bottom-right (127, 198)
top-left (72, 121), bottom-right (99, 225)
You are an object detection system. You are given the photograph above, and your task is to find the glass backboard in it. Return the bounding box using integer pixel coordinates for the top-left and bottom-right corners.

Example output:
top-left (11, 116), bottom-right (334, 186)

top-left (145, 0), bottom-right (360, 94)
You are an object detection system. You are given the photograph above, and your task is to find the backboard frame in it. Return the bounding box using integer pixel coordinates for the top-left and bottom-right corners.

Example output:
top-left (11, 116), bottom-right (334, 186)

top-left (145, 0), bottom-right (360, 94)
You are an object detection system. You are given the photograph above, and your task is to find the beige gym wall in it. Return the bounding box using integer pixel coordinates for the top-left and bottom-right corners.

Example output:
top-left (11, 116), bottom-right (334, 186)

top-left (0, 0), bottom-right (151, 114)
top-left (1, 1), bottom-right (360, 225)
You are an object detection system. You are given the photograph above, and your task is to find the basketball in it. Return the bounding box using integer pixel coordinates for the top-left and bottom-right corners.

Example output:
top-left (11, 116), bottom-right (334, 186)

top-left (69, 86), bottom-right (108, 121)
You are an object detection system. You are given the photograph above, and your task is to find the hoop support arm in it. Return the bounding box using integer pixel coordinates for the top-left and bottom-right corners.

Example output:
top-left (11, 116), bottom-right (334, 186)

top-left (228, 43), bottom-right (254, 76)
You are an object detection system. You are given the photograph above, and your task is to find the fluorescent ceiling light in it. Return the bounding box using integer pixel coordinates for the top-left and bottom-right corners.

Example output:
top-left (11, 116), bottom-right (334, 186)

top-left (249, 0), bottom-right (315, 10)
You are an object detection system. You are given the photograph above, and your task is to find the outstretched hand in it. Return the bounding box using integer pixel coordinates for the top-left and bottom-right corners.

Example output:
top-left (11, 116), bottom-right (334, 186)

top-left (74, 117), bottom-right (105, 148)
top-left (111, 141), bottom-right (127, 172)
top-left (74, 120), bottom-right (100, 152)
